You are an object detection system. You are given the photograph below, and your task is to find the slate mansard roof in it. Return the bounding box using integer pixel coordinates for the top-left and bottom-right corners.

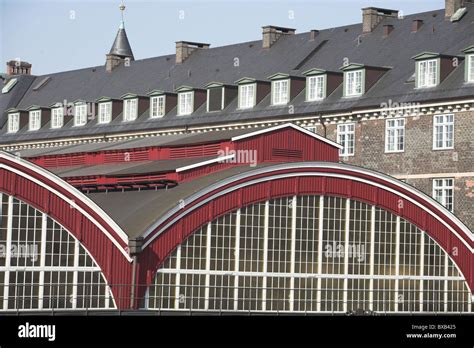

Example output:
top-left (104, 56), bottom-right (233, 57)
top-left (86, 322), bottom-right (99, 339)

top-left (1, 5), bottom-right (474, 144)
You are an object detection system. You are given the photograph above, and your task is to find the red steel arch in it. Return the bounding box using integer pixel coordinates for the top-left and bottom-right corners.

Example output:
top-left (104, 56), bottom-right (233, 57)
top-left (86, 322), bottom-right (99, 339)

top-left (0, 151), bottom-right (133, 308)
top-left (137, 162), bottom-right (474, 302)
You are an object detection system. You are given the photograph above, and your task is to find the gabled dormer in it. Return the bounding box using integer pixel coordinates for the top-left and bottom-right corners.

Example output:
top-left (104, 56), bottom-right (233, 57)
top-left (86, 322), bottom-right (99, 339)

top-left (175, 86), bottom-right (206, 116)
top-left (235, 77), bottom-right (271, 109)
top-left (5, 108), bottom-right (28, 133)
top-left (49, 102), bottom-right (72, 129)
top-left (72, 99), bottom-right (91, 127)
top-left (204, 82), bottom-right (237, 112)
top-left (95, 96), bottom-right (121, 124)
top-left (26, 105), bottom-right (49, 131)
top-left (302, 68), bottom-right (343, 101)
top-left (462, 45), bottom-right (474, 83)
top-left (340, 63), bottom-right (390, 97)
top-left (120, 93), bottom-right (148, 122)
top-left (267, 73), bottom-right (305, 106)
top-left (412, 52), bottom-right (461, 89)
top-left (146, 89), bottom-right (177, 118)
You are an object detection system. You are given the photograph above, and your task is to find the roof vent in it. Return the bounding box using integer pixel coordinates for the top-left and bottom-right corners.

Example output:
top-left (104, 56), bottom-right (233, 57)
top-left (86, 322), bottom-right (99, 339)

top-left (175, 41), bottom-right (210, 64)
top-left (451, 6), bottom-right (467, 21)
top-left (2, 78), bottom-right (17, 94)
top-left (32, 76), bottom-right (51, 91)
top-left (262, 25), bottom-right (296, 48)
top-left (383, 24), bottom-right (394, 37)
top-left (412, 19), bottom-right (424, 32)
top-left (362, 7), bottom-right (399, 33)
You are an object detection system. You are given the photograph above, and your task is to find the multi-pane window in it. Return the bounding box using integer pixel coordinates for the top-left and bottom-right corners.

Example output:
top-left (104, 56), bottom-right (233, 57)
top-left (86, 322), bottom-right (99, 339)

top-left (271, 80), bottom-right (289, 105)
top-left (433, 114), bottom-right (454, 149)
top-left (468, 55), bottom-right (474, 83)
top-left (337, 123), bottom-right (355, 156)
top-left (178, 92), bottom-right (193, 116)
top-left (417, 60), bottom-right (438, 88)
top-left (7, 113), bottom-right (20, 133)
top-left (123, 98), bottom-right (138, 121)
top-left (385, 118), bottom-right (405, 152)
top-left (238, 84), bottom-right (256, 109)
top-left (29, 110), bottom-right (41, 131)
top-left (306, 75), bottom-right (325, 101)
top-left (345, 70), bottom-right (363, 97)
top-left (74, 104), bottom-right (87, 126)
top-left (150, 96), bottom-right (165, 118)
top-left (433, 179), bottom-right (454, 212)
top-left (51, 108), bottom-right (64, 129)
top-left (98, 102), bottom-right (112, 124)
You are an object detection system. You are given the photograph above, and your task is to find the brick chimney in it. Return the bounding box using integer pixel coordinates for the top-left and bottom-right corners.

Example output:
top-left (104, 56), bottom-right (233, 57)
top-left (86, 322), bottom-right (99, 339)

top-left (362, 7), bottom-right (399, 33)
top-left (175, 41), bottom-right (210, 64)
top-left (262, 26), bottom-right (296, 48)
top-left (412, 19), bottom-right (424, 32)
top-left (445, 0), bottom-right (464, 19)
top-left (6, 60), bottom-right (32, 75)
top-left (383, 24), bottom-right (394, 37)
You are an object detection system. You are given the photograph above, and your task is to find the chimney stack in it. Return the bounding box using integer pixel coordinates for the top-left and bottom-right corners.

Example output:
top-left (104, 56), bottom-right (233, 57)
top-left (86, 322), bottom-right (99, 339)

top-left (6, 60), bottom-right (32, 76)
top-left (412, 19), bottom-right (424, 32)
top-left (362, 7), bottom-right (399, 33)
top-left (309, 30), bottom-right (319, 41)
top-left (175, 41), bottom-right (210, 64)
top-left (383, 24), bottom-right (394, 37)
top-left (262, 26), bottom-right (296, 48)
top-left (445, 0), bottom-right (464, 19)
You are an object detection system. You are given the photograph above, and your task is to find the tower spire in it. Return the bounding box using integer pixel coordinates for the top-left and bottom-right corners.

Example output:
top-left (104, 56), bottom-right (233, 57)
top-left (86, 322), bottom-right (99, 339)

top-left (106, 1), bottom-right (134, 71)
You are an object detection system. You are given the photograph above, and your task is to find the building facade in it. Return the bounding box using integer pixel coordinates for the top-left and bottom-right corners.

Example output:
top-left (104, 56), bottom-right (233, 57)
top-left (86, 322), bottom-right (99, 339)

top-left (0, 0), bottom-right (473, 314)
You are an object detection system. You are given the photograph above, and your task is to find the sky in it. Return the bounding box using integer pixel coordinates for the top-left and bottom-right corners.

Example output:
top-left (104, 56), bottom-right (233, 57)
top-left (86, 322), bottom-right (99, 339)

top-left (0, 0), bottom-right (445, 75)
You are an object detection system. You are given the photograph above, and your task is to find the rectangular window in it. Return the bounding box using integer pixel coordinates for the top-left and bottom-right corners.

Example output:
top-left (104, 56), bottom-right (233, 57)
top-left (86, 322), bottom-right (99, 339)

top-left (150, 96), bottom-right (165, 118)
top-left (433, 114), bottom-right (454, 150)
top-left (7, 113), bottom-right (20, 133)
top-left (238, 84), bottom-right (256, 109)
top-left (74, 104), bottom-right (87, 126)
top-left (385, 118), bottom-right (405, 153)
top-left (337, 123), bottom-right (355, 157)
top-left (271, 79), bottom-right (289, 105)
top-left (345, 70), bottom-right (363, 97)
top-left (123, 98), bottom-right (138, 121)
top-left (51, 108), bottom-right (64, 129)
top-left (307, 75), bottom-right (325, 101)
top-left (468, 55), bottom-right (474, 83)
top-left (178, 92), bottom-right (193, 116)
top-left (417, 59), bottom-right (438, 88)
top-left (433, 178), bottom-right (454, 212)
top-left (29, 110), bottom-right (41, 131)
top-left (98, 102), bottom-right (112, 124)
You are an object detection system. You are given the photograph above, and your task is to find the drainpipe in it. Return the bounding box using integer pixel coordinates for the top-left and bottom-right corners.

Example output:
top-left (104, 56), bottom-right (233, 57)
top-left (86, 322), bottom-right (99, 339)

top-left (128, 237), bottom-right (143, 309)
top-left (318, 115), bottom-right (327, 137)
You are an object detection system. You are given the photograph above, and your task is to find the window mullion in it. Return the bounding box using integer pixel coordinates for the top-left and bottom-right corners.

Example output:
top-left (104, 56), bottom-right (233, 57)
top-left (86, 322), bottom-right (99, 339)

top-left (261, 200), bottom-right (270, 311)
top-left (289, 196), bottom-right (297, 312)
top-left (233, 209), bottom-right (241, 311)
top-left (38, 212), bottom-right (47, 310)
top-left (316, 196), bottom-right (324, 312)
top-left (3, 195), bottom-right (13, 309)
top-left (369, 205), bottom-right (375, 311)
top-left (343, 198), bottom-right (350, 312)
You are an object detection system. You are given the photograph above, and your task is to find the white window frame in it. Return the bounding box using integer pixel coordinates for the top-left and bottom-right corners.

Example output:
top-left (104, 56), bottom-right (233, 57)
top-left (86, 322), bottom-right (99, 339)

top-left (7, 113), bottom-right (20, 133)
top-left (51, 107), bottom-right (64, 129)
top-left (433, 178), bottom-right (454, 212)
top-left (417, 59), bottom-right (438, 88)
top-left (123, 98), bottom-right (138, 121)
top-left (238, 84), bottom-right (256, 109)
top-left (29, 110), bottom-right (41, 131)
top-left (344, 70), bottom-right (363, 97)
top-left (98, 102), bottom-right (112, 124)
top-left (306, 75), bottom-right (325, 101)
top-left (467, 55), bottom-right (474, 83)
top-left (385, 118), bottom-right (405, 153)
top-left (206, 87), bottom-right (225, 112)
top-left (74, 103), bottom-right (87, 127)
top-left (150, 95), bottom-right (166, 118)
top-left (433, 114), bottom-right (454, 150)
top-left (177, 92), bottom-right (194, 116)
top-left (271, 79), bottom-right (290, 105)
top-left (337, 123), bottom-right (355, 157)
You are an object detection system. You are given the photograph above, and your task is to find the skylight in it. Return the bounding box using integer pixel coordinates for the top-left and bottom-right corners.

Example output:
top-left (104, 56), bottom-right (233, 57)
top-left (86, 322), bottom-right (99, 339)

top-left (2, 78), bottom-right (17, 94)
top-left (33, 76), bottom-right (51, 91)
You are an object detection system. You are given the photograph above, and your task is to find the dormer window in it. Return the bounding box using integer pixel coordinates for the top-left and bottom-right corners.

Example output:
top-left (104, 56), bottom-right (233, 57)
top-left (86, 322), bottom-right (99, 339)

top-left (238, 83), bottom-right (256, 109)
top-left (29, 110), bottom-right (41, 131)
top-left (51, 107), bottom-right (64, 129)
top-left (74, 103), bottom-right (87, 126)
top-left (417, 59), bottom-right (438, 88)
top-left (271, 79), bottom-right (290, 105)
top-left (307, 75), bottom-right (325, 101)
top-left (123, 98), bottom-right (138, 121)
top-left (98, 102), bottom-right (112, 124)
top-left (150, 95), bottom-right (165, 118)
top-left (7, 113), bottom-right (20, 133)
top-left (345, 70), bottom-right (363, 97)
top-left (462, 46), bottom-right (474, 83)
top-left (178, 91), bottom-right (194, 116)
